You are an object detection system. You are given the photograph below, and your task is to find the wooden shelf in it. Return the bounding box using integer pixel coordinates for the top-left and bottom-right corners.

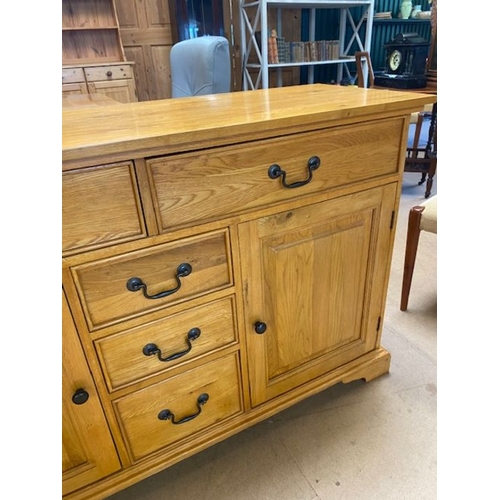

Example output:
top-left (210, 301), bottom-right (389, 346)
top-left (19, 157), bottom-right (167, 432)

top-left (62, 26), bottom-right (118, 31)
top-left (62, 0), bottom-right (125, 65)
top-left (373, 18), bottom-right (431, 23)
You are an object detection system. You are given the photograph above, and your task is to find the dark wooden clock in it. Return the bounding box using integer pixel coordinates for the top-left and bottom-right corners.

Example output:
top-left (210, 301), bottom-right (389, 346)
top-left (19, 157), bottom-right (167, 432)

top-left (374, 32), bottom-right (430, 89)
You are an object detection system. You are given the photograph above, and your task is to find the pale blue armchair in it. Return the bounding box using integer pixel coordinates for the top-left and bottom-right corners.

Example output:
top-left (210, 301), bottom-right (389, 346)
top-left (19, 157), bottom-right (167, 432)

top-left (170, 36), bottom-right (231, 98)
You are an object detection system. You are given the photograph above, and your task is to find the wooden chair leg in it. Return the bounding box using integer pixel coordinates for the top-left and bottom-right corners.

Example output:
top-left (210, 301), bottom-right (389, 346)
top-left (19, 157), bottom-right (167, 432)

top-left (400, 206), bottom-right (425, 311)
top-left (424, 157), bottom-right (437, 198)
top-left (411, 113), bottom-right (424, 159)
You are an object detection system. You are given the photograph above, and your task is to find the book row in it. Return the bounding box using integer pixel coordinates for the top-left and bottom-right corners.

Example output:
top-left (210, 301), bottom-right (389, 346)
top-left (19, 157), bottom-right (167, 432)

top-left (268, 34), bottom-right (340, 64)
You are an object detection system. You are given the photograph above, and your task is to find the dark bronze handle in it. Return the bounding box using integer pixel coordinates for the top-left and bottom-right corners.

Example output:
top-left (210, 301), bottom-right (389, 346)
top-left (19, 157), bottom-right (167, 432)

top-left (158, 393), bottom-right (209, 425)
top-left (106, 70), bottom-right (113, 77)
top-left (72, 388), bottom-right (89, 405)
top-left (142, 327), bottom-right (201, 362)
top-left (268, 155), bottom-right (321, 189)
top-left (254, 321), bottom-right (267, 334)
top-left (126, 263), bottom-right (192, 300)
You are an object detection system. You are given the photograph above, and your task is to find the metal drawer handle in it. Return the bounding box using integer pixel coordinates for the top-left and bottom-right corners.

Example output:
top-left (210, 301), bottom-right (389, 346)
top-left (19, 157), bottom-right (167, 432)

top-left (126, 263), bottom-right (192, 300)
top-left (142, 327), bottom-right (201, 362)
top-left (268, 155), bottom-right (321, 189)
top-left (158, 393), bottom-right (209, 425)
top-left (106, 70), bottom-right (113, 77)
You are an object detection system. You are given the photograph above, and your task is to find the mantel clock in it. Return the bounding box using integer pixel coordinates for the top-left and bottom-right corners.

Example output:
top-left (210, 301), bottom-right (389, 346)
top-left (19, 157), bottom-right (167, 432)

top-left (374, 32), bottom-right (430, 89)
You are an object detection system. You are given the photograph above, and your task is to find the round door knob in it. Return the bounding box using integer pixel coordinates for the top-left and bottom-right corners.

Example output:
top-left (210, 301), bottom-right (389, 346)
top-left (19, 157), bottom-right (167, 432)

top-left (72, 388), bottom-right (90, 405)
top-left (254, 321), bottom-right (267, 334)
top-left (106, 71), bottom-right (113, 77)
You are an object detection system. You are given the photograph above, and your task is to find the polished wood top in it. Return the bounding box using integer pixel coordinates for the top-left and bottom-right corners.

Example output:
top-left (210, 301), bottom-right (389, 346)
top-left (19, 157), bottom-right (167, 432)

top-left (62, 94), bottom-right (121, 109)
top-left (62, 84), bottom-right (436, 169)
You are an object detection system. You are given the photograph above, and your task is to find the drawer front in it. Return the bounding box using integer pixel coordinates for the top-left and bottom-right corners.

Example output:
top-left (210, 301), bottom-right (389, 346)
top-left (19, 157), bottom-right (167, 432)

top-left (73, 229), bottom-right (232, 330)
top-left (63, 162), bottom-right (146, 255)
top-left (85, 65), bottom-right (133, 82)
top-left (148, 118), bottom-right (404, 232)
top-left (114, 352), bottom-right (242, 462)
top-left (96, 296), bottom-right (238, 390)
top-left (62, 67), bottom-right (85, 84)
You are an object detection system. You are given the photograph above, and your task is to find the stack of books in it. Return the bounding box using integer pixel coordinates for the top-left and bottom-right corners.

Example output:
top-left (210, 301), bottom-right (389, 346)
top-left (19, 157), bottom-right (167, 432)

top-left (374, 11), bottom-right (392, 19)
top-left (290, 40), bottom-right (339, 63)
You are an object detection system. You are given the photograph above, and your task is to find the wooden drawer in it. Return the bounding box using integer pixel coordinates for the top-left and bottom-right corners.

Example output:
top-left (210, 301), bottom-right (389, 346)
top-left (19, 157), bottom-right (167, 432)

top-left (85, 64), bottom-right (133, 82)
top-left (148, 118), bottom-right (404, 232)
top-left (62, 162), bottom-right (146, 255)
top-left (114, 352), bottom-right (242, 462)
top-left (62, 67), bottom-right (85, 84)
top-left (96, 296), bottom-right (238, 391)
top-left (72, 229), bottom-right (232, 330)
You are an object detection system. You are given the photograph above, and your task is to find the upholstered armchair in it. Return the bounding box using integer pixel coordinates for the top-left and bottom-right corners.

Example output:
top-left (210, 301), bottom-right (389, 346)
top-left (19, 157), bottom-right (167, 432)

top-left (170, 36), bottom-right (231, 98)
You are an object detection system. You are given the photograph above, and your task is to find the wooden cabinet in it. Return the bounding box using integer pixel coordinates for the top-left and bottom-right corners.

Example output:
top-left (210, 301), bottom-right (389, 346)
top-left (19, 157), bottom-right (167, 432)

top-left (62, 63), bottom-right (138, 103)
top-left (240, 184), bottom-right (397, 406)
top-left (62, 290), bottom-right (121, 497)
top-left (62, 0), bottom-right (138, 102)
top-left (62, 84), bottom-right (435, 499)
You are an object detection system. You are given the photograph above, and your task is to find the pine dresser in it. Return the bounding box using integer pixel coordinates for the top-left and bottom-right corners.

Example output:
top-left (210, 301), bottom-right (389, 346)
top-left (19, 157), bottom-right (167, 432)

top-left (62, 84), bottom-right (436, 499)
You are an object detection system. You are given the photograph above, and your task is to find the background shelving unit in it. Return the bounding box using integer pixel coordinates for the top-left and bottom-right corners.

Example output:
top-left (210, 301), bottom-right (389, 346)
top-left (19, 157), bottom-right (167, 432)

top-left (62, 0), bottom-right (125, 65)
top-left (240, 0), bottom-right (374, 90)
top-left (62, 0), bottom-right (138, 103)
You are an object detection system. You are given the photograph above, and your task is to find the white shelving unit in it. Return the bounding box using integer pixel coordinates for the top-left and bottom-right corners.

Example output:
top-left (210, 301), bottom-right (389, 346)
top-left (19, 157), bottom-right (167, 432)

top-left (240, 0), bottom-right (374, 89)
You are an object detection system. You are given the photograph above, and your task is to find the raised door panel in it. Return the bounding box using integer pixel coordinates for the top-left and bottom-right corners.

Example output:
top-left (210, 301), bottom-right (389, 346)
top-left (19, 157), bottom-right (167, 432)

top-left (115, 0), bottom-right (172, 101)
top-left (240, 184), bottom-right (397, 406)
top-left (62, 290), bottom-right (121, 496)
top-left (62, 82), bottom-right (89, 96)
top-left (88, 79), bottom-right (138, 102)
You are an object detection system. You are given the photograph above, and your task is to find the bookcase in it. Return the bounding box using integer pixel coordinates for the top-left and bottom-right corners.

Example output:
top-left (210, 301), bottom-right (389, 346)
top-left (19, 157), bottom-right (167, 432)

top-left (240, 0), bottom-right (374, 89)
top-left (62, 0), bottom-right (138, 103)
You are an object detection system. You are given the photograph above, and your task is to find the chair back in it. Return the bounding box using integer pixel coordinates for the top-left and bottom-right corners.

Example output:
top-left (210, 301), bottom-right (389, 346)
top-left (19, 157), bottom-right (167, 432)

top-left (355, 51), bottom-right (375, 88)
top-left (170, 36), bottom-right (231, 98)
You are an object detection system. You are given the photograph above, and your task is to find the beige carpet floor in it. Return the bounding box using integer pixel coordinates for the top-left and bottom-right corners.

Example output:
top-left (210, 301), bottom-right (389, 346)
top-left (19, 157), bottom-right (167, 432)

top-left (107, 172), bottom-right (437, 500)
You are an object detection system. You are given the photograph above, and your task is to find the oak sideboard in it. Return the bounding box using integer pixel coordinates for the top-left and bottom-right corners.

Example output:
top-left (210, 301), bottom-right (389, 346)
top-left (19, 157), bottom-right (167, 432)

top-left (62, 84), bottom-right (435, 499)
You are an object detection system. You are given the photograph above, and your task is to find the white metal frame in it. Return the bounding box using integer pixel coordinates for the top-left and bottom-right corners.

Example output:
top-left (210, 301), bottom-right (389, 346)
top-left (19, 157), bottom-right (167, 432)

top-left (240, 0), bottom-right (374, 90)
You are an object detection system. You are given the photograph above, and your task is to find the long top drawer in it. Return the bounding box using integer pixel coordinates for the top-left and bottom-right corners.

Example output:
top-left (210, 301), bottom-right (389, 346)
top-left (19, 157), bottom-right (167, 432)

top-left (148, 118), bottom-right (404, 231)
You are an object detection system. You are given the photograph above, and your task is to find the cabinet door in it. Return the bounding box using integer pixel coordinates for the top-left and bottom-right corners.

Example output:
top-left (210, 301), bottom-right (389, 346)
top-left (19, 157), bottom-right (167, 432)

top-left (62, 290), bottom-right (121, 496)
top-left (239, 184), bottom-right (397, 406)
top-left (88, 79), bottom-right (138, 103)
top-left (62, 82), bottom-right (88, 96)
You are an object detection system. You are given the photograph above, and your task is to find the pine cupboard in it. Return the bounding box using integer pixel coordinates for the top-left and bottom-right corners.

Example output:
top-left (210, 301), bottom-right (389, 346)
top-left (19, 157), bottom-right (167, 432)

top-left (62, 63), bottom-right (138, 103)
top-left (62, 84), bottom-right (435, 500)
top-left (62, 0), bottom-right (138, 103)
